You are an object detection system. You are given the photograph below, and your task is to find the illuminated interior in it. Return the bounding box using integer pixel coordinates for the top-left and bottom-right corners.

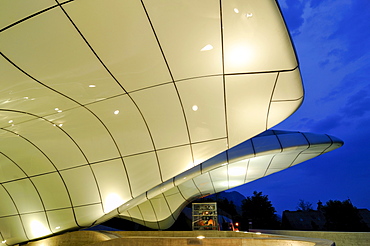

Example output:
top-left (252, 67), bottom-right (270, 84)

top-left (0, 0), bottom-right (341, 245)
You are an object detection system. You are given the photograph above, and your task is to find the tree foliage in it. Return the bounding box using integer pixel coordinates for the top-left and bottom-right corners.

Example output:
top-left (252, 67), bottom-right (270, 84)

top-left (241, 191), bottom-right (280, 230)
top-left (296, 199), bottom-right (313, 211)
top-left (322, 199), bottom-right (369, 231)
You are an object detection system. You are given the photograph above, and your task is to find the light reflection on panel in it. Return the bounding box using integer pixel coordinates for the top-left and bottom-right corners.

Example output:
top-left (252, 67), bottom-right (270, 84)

top-left (124, 152), bottom-right (161, 198)
top-left (265, 168), bottom-right (283, 176)
top-left (174, 165), bottom-right (201, 187)
top-left (47, 208), bottom-right (78, 234)
top-left (177, 76), bottom-right (226, 143)
top-left (127, 206), bottom-right (143, 222)
top-left (0, 57), bottom-right (78, 117)
top-left (44, 107), bottom-right (120, 163)
top-left (164, 189), bottom-right (186, 215)
top-left (64, 0), bottom-right (171, 92)
top-left (86, 95), bottom-right (154, 156)
top-left (0, 154), bottom-right (25, 183)
top-left (267, 100), bottom-right (303, 129)
top-left (31, 173), bottom-right (71, 210)
top-left (147, 179), bottom-right (174, 200)
top-left (0, 111), bottom-right (35, 129)
top-left (192, 139), bottom-right (228, 166)
top-left (324, 142), bottom-right (342, 153)
top-left (0, 216), bottom-right (28, 244)
top-left (3, 179), bottom-right (43, 214)
top-left (304, 144), bottom-right (331, 154)
top-left (0, 129), bottom-right (55, 176)
top-left (252, 135), bottom-right (281, 155)
top-left (74, 204), bottom-right (104, 227)
top-left (17, 119), bottom-right (87, 170)
top-left (150, 195), bottom-right (171, 221)
top-left (226, 73), bottom-right (277, 147)
top-left (272, 69), bottom-right (303, 100)
top-left (278, 133), bottom-right (309, 150)
top-left (302, 133), bottom-right (331, 145)
top-left (131, 84), bottom-right (189, 149)
top-left (292, 153), bottom-right (325, 167)
top-left (0, 185), bottom-right (18, 217)
top-left (268, 153), bottom-right (299, 169)
top-left (0, 8), bottom-right (123, 104)
top-left (209, 165), bottom-right (228, 193)
top-left (143, 0), bottom-right (222, 80)
top-left (157, 145), bottom-right (193, 182)
top-left (222, 0), bottom-right (297, 73)
top-left (246, 155), bottom-right (272, 181)
top-left (60, 166), bottom-right (101, 207)
top-left (21, 212), bottom-right (52, 239)
top-left (193, 173), bottom-right (214, 195)
top-left (91, 160), bottom-right (131, 213)
top-left (137, 202), bottom-right (156, 222)
top-left (177, 180), bottom-right (201, 201)
top-left (228, 160), bottom-right (248, 185)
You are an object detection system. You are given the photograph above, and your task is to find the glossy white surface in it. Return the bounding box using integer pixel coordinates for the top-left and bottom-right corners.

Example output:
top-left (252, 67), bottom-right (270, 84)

top-left (119, 131), bottom-right (343, 229)
top-left (0, 0), bottom-right (313, 244)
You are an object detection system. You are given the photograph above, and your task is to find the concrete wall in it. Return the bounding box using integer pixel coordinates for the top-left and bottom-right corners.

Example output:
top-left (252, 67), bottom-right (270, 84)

top-left (250, 229), bottom-right (370, 246)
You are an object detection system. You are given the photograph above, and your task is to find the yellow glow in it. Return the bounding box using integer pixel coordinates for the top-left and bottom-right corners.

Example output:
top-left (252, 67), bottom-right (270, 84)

top-left (228, 166), bottom-right (246, 176)
top-left (225, 45), bottom-right (254, 68)
top-left (1, 240), bottom-right (6, 244)
top-left (192, 105), bottom-right (198, 111)
top-left (89, 84), bottom-right (96, 88)
top-left (114, 110), bottom-right (120, 115)
top-left (228, 180), bottom-right (243, 187)
top-left (234, 8), bottom-right (239, 13)
top-left (30, 220), bottom-right (51, 238)
top-left (197, 235), bottom-right (205, 239)
top-left (104, 193), bottom-right (124, 213)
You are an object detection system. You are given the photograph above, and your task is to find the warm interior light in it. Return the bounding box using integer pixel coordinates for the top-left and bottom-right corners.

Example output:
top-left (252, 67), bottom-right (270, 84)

top-left (228, 166), bottom-right (246, 176)
top-left (104, 193), bottom-right (124, 213)
top-left (197, 235), bottom-right (205, 239)
top-left (226, 45), bottom-right (254, 68)
top-left (30, 220), bottom-right (51, 238)
top-left (256, 232), bottom-right (261, 235)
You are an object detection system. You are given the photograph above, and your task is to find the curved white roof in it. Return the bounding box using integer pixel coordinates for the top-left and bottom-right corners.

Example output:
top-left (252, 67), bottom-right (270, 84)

top-left (0, 0), bottom-right (333, 244)
top-left (115, 130), bottom-right (343, 229)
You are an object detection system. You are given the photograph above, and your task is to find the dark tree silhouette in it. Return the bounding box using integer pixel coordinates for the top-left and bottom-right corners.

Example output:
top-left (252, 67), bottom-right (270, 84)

top-left (296, 199), bottom-right (313, 211)
top-left (322, 199), bottom-right (369, 231)
top-left (241, 191), bottom-right (280, 230)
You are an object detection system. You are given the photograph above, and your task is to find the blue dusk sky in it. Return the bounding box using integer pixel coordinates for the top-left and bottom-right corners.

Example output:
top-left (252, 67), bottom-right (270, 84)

top-left (231, 0), bottom-right (370, 215)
